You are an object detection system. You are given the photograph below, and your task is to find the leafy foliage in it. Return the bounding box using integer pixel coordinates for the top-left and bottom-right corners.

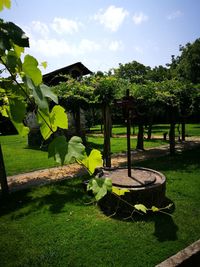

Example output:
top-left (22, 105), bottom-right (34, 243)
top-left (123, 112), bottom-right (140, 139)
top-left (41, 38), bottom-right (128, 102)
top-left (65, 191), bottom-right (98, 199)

top-left (0, 0), bottom-right (11, 11)
top-left (112, 187), bottom-right (130, 196)
top-left (64, 136), bottom-right (86, 164)
top-left (81, 149), bottom-right (102, 175)
top-left (87, 177), bottom-right (112, 201)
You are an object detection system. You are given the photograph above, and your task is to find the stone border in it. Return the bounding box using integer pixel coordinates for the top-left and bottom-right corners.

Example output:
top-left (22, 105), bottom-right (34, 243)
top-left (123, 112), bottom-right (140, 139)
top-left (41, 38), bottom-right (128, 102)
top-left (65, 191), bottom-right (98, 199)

top-left (155, 239), bottom-right (200, 266)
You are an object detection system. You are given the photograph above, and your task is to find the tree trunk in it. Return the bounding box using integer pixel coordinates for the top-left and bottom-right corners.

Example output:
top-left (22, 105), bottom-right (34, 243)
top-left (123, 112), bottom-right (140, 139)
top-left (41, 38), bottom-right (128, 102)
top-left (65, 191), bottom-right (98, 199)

top-left (147, 123), bottom-right (153, 140)
top-left (103, 104), bottom-right (111, 167)
top-left (75, 107), bottom-right (86, 145)
top-left (0, 144), bottom-right (9, 196)
top-left (181, 122), bottom-right (186, 141)
top-left (169, 122), bottom-right (176, 155)
top-left (136, 123), bottom-right (144, 150)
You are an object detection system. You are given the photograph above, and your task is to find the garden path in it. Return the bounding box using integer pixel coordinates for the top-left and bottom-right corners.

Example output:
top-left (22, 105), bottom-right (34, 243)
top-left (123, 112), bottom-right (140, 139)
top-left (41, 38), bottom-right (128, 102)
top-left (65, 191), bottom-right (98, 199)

top-left (7, 137), bottom-right (200, 192)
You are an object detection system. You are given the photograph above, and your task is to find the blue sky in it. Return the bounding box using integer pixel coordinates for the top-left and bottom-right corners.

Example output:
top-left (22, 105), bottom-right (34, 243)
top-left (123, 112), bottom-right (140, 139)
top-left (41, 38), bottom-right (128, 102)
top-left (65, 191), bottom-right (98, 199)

top-left (1, 0), bottom-right (200, 74)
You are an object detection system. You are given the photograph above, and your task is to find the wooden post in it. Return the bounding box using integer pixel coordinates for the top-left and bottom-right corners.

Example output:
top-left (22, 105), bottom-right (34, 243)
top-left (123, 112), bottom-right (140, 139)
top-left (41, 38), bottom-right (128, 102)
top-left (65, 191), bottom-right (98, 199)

top-left (126, 90), bottom-right (132, 177)
top-left (181, 122), bottom-right (186, 141)
top-left (0, 144), bottom-right (9, 196)
top-left (169, 122), bottom-right (176, 155)
top-left (103, 104), bottom-right (111, 167)
top-left (136, 123), bottom-right (144, 150)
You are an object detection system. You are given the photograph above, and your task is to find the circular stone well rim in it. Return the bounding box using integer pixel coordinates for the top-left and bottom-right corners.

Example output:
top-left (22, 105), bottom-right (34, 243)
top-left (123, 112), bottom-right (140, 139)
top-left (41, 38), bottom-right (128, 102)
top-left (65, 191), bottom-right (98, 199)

top-left (103, 166), bottom-right (166, 191)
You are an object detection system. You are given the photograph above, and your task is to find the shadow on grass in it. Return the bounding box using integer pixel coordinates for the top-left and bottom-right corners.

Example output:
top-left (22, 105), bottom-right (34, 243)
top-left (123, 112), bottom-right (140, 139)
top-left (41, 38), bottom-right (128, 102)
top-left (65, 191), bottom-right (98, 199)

top-left (115, 146), bottom-right (200, 173)
top-left (0, 177), bottom-right (91, 218)
top-left (136, 147), bottom-right (200, 173)
top-left (85, 141), bottom-right (103, 153)
top-left (99, 195), bottom-right (178, 242)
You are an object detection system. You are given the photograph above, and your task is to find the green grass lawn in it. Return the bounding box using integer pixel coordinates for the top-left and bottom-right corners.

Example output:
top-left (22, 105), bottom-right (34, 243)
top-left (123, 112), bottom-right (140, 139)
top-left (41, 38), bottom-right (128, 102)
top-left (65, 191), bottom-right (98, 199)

top-left (87, 136), bottom-right (168, 154)
top-left (1, 123), bottom-right (199, 176)
top-left (0, 135), bottom-right (59, 176)
top-left (90, 123), bottom-right (200, 137)
top-left (0, 135), bottom-right (167, 176)
top-left (0, 147), bottom-right (200, 267)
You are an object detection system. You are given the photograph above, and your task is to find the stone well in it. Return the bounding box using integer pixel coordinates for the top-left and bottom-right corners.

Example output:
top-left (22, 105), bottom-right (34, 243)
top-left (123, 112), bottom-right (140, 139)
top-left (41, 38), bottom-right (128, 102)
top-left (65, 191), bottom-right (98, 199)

top-left (99, 167), bottom-right (166, 215)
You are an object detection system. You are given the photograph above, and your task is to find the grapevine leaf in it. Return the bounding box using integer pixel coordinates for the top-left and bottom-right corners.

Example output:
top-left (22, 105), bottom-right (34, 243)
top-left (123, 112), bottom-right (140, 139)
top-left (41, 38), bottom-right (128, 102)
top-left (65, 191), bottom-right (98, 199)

top-left (87, 178), bottom-right (112, 201)
top-left (50, 105), bottom-right (68, 130)
top-left (41, 61), bottom-right (47, 69)
top-left (10, 120), bottom-right (29, 137)
top-left (22, 55), bottom-right (42, 86)
top-left (48, 135), bottom-right (68, 165)
top-left (14, 44), bottom-right (24, 57)
top-left (65, 136), bottom-right (85, 163)
top-left (104, 178), bottom-right (112, 192)
top-left (40, 84), bottom-right (58, 104)
top-left (112, 187), bottom-right (130, 196)
top-left (6, 98), bottom-right (29, 136)
top-left (9, 98), bottom-right (26, 122)
top-left (0, 0), bottom-right (11, 10)
top-left (23, 76), bottom-right (48, 109)
top-left (151, 206), bottom-right (159, 212)
top-left (81, 149), bottom-right (103, 175)
top-left (37, 109), bottom-right (52, 140)
top-left (0, 21), bottom-right (29, 49)
top-left (134, 204), bottom-right (147, 214)
top-left (6, 51), bottom-right (18, 73)
top-left (0, 105), bottom-right (8, 117)
top-left (37, 106), bottom-right (68, 140)
top-left (34, 85), bottom-right (48, 110)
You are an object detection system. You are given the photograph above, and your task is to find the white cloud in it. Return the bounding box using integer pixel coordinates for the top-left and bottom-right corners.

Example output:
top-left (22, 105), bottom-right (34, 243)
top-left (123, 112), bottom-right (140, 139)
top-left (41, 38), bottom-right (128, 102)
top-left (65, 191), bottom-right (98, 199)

top-left (167, 10), bottom-right (183, 20)
top-left (132, 12), bottom-right (148, 25)
top-left (94, 5), bottom-right (129, 32)
top-left (31, 21), bottom-right (49, 37)
top-left (79, 39), bottom-right (101, 53)
top-left (108, 40), bottom-right (123, 51)
top-left (51, 17), bottom-right (82, 34)
top-left (29, 37), bottom-right (101, 58)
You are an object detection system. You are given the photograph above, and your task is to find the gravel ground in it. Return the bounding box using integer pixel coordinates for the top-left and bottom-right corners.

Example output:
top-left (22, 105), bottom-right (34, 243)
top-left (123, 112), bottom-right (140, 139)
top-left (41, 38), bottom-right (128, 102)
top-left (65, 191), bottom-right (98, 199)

top-left (7, 137), bottom-right (200, 192)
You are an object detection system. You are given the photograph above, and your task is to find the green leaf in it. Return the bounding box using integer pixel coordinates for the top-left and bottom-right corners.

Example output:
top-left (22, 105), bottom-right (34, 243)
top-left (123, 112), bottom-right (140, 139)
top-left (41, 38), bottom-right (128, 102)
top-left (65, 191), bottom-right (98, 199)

top-left (11, 121), bottom-right (29, 137)
top-left (33, 86), bottom-right (48, 110)
top-left (81, 149), bottom-right (103, 175)
top-left (14, 44), bottom-right (24, 58)
top-left (37, 109), bottom-right (52, 140)
top-left (65, 136), bottom-right (85, 163)
top-left (6, 51), bottom-right (18, 73)
top-left (23, 76), bottom-right (48, 110)
top-left (0, 105), bottom-right (8, 117)
top-left (22, 55), bottom-right (42, 86)
top-left (9, 98), bottom-right (26, 122)
top-left (37, 105), bottom-right (68, 140)
top-left (87, 178), bottom-right (112, 201)
top-left (40, 84), bottom-right (58, 104)
top-left (0, 0), bottom-right (11, 11)
top-left (151, 206), bottom-right (159, 212)
top-left (41, 61), bottom-right (47, 69)
top-left (112, 187), bottom-right (130, 196)
top-left (134, 204), bottom-right (147, 214)
top-left (48, 136), bottom-right (68, 165)
top-left (0, 21), bottom-right (29, 49)
top-left (50, 105), bottom-right (68, 130)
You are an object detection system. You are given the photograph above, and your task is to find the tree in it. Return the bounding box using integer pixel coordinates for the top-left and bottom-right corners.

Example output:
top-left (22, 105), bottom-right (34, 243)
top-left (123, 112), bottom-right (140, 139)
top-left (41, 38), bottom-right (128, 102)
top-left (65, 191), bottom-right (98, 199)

top-left (131, 82), bottom-right (158, 149)
top-left (114, 60), bottom-right (149, 84)
top-left (170, 38), bottom-right (200, 84)
top-left (53, 76), bottom-right (95, 144)
top-left (146, 65), bottom-right (171, 82)
top-left (93, 75), bottom-right (120, 167)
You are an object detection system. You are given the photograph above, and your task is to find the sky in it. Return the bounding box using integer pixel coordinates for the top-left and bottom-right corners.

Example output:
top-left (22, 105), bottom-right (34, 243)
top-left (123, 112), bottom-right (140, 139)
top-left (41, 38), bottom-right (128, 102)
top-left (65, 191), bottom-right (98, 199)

top-left (1, 0), bottom-right (200, 74)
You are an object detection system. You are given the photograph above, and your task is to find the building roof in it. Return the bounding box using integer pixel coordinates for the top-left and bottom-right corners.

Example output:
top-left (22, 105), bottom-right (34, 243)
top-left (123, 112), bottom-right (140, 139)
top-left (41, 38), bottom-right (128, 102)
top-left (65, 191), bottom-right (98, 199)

top-left (43, 62), bottom-right (92, 86)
